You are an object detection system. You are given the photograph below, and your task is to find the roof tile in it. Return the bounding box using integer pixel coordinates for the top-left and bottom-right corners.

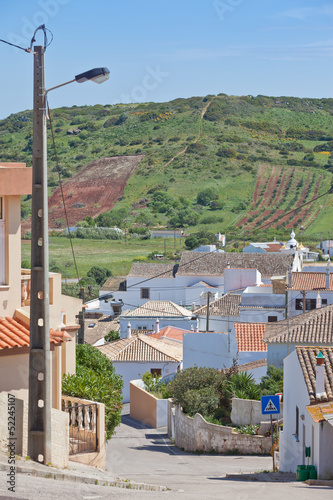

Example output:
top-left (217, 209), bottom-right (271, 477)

top-left (122, 300), bottom-right (193, 318)
top-left (234, 322), bottom-right (267, 352)
top-left (296, 346), bottom-right (333, 403)
top-left (264, 303), bottom-right (333, 344)
top-left (97, 334), bottom-right (182, 362)
top-left (194, 294), bottom-right (241, 317)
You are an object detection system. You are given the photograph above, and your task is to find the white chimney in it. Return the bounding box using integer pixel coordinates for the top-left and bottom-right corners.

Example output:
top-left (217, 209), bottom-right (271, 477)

top-left (326, 260), bottom-right (331, 289)
top-left (192, 302), bottom-right (196, 312)
top-left (315, 352), bottom-right (325, 399)
top-left (316, 292), bottom-right (322, 309)
top-left (155, 318), bottom-right (160, 334)
top-left (195, 319), bottom-right (199, 332)
top-left (127, 322), bottom-right (131, 339)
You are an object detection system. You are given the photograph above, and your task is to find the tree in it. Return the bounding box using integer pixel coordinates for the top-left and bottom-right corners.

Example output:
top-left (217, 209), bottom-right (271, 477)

top-left (185, 235), bottom-right (199, 250)
top-left (260, 366), bottom-right (283, 396)
top-left (104, 330), bottom-right (120, 342)
top-left (170, 366), bottom-right (232, 419)
top-left (87, 266), bottom-right (112, 286)
top-left (197, 188), bottom-right (219, 206)
top-left (62, 344), bottom-right (123, 439)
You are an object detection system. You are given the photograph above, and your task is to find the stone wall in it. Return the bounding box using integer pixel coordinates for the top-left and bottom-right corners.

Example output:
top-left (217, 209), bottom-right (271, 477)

top-left (0, 392), bottom-right (69, 468)
top-left (174, 406), bottom-right (271, 454)
top-left (231, 397), bottom-right (283, 426)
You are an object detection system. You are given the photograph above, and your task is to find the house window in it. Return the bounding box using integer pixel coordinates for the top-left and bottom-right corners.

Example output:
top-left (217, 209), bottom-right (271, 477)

top-left (140, 288), bottom-right (150, 299)
top-left (0, 197), bottom-right (5, 285)
top-left (268, 316), bottom-right (278, 322)
top-left (151, 368), bottom-right (162, 377)
top-left (295, 299), bottom-right (318, 311)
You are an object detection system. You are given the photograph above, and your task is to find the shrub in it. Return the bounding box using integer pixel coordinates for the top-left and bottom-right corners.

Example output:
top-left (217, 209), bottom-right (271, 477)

top-left (87, 265), bottom-right (112, 286)
top-left (170, 366), bottom-right (232, 418)
top-left (104, 330), bottom-right (120, 342)
top-left (197, 188), bottom-right (219, 206)
top-left (62, 344), bottom-right (123, 439)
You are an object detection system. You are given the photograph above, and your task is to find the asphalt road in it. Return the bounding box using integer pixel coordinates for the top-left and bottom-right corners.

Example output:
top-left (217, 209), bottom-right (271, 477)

top-left (105, 414), bottom-right (333, 500)
top-left (1, 415), bottom-right (332, 499)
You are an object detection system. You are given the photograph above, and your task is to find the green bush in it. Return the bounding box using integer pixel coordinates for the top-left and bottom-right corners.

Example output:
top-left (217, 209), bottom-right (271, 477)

top-left (170, 366), bottom-right (232, 418)
top-left (197, 188), bottom-right (219, 206)
top-left (62, 344), bottom-right (123, 439)
top-left (87, 265), bottom-right (112, 286)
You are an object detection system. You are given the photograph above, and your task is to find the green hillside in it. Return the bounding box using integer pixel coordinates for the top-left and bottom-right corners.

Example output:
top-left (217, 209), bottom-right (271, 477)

top-left (1, 93), bottom-right (333, 245)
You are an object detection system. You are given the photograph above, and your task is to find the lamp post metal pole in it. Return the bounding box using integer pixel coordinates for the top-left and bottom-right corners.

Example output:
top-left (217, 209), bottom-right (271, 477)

top-left (28, 45), bottom-right (51, 465)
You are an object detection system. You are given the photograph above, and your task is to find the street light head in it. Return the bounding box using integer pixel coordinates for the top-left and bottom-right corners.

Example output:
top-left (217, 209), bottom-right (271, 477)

top-left (75, 67), bottom-right (110, 84)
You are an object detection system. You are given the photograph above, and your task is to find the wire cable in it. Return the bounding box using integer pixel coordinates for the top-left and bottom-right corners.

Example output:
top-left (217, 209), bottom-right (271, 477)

top-left (0, 25), bottom-right (53, 53)
top-left (47, 100), bottom-right (80, 282)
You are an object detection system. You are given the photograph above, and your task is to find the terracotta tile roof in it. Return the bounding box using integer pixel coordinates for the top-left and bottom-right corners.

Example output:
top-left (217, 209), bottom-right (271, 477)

top-left (147, 326), bottom-right (193, 341)
top-left (127, 262), bottom-right (175, 279)
top-left (178, 251), bottom-right (293, 278)
top-left (291, 272), bottom-right (333, 290)
top-left (307, 401), bottom-right (333, 423)
top-left (296, 346), bottom-right (333, 403)
top-left (265, 243), bottom-right (283, 252)
top-left (0, 316), bottom-right (71, 350)
top-left (84, 316), bottom-right (120, 345)
top-left (194, 294), bottom-right (241, 317)
top-left (234, 322), bottom-right (267, 352)
top-left (97, 334), bottom-right (182, 362)
top-left (264, 304), bottom-right (333, 344)
top-left (122, 300), bottom-right (193, 318)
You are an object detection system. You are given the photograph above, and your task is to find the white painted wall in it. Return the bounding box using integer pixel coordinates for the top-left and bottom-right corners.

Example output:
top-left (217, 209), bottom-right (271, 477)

top-left (113, 361), bottom-right (180, 403)
top-left (197, 314), bottom-right (240, 333)
top-left (279, 350), bottom-right (311, 473)
top-left (239, 307), bottom-right (285, 323)
top-left (183, 332), bottom-right (238, 370)
top-left (224, 269), bottom-right (261, 294)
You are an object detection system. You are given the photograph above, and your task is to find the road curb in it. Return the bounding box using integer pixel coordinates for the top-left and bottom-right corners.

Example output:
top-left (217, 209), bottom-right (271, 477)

top-left (0, 460), bottom-right (168, 492)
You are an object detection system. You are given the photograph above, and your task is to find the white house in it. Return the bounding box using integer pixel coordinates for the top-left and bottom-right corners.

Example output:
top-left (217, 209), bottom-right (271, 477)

top-left (194, 293), bottom-right (241, 332)
top-left (92, 252), bottom-right (298, 313)
top-left (263, 303), bottom-right (333, 368)
top-left (97, 334), bottom-right (182, 402)
top-left (317, 239), bottom-right (333, 257)
top-left (279, 346), bottom-right (333, 478)
top-left (119, 300), bottom-right (198, 337)
top-left (244, 230), bottom-right (318, 262)
top-left (287, 265), bottom-right (333, 318)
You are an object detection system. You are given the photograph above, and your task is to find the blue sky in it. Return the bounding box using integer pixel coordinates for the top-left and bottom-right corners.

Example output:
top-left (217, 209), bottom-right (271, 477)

top-left (1, 0), bottom-right (333, 119)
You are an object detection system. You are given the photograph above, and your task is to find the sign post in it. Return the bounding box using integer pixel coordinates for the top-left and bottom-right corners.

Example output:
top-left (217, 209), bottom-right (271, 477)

top-left (261, 395), bottom-right (281, 472)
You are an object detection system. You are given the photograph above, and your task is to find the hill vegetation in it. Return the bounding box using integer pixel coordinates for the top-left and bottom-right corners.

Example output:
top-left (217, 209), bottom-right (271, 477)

top-left (2, 93), bottom-right (333, 246)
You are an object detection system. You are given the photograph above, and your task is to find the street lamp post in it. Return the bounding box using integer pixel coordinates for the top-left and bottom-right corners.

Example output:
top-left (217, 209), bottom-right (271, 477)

top-left (28, 45), bottom-right (109, 464)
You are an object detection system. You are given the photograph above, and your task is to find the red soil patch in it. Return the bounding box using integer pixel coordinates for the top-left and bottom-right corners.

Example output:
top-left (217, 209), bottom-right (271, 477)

top-left (22, 155), bottom-right (144, 232)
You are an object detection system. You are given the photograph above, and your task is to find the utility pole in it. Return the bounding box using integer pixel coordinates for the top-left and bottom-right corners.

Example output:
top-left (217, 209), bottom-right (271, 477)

top-left (205, 292), bottom-right (214, 332)
top-left (28, 45), bottom-right (51, 465)
top-left (302, 290), bottom-right (306, 314)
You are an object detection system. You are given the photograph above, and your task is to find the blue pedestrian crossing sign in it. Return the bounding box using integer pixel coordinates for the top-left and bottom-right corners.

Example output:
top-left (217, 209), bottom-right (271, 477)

top-left (261, 395), bottom-right (280, 415)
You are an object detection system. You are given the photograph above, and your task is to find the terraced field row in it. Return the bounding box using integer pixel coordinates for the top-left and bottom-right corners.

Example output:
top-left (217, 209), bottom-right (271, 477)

top-left (237, 163), bottom-right (330, 232)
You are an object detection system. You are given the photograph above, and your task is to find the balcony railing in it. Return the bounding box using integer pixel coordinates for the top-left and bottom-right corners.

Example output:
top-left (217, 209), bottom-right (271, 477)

top-left (21, 269), bottom-right (53, 306)
top-left (62, 395), bottom-right (98, 455)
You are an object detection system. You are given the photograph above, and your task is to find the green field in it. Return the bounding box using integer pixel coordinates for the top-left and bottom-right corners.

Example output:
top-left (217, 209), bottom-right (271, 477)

top-left (21, 236), bottom-right (184, 279)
